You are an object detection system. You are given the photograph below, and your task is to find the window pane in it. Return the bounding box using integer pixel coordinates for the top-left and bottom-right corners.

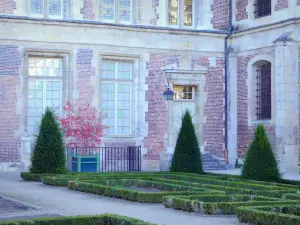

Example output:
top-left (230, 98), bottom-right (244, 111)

top-left (48, 0), bottom-right (62, 17)
top-left (118, 62), bottom-right (131, 80)
top-left (168, 0), bottom-right (179, 25)
top-left (103, 0), bottom-right (115, 20)
top-left (173, 85), bottom-right (193, 100)
top-left (102, 82), bottom-right (115, 134)
top-left (120, 0), bottom-right (131, 22)
top-left (31, 0), bottom-right (44, 15)
top-left (184, 0), bottom-right (193, 26)
top-left (45, 58), bottom-right (61, 77)
top-left (29, 58), bottom-right (44, 76)
top-left (102, 62), bottom-right (115, 79)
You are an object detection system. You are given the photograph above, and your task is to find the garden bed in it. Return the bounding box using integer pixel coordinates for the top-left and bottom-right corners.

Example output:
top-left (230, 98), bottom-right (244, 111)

top-left (0, 197), bottom-right (36, 213)
top-left (237, 205), bottom-right (300, 225)
top-left (0, 214), bottom-right (155, 225)
top-left (163, 194), bottom-right (297, 215)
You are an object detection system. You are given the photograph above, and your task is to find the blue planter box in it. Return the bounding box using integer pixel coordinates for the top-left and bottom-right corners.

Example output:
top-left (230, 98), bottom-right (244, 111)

top-left (71, 154), bottom-right (100, 172)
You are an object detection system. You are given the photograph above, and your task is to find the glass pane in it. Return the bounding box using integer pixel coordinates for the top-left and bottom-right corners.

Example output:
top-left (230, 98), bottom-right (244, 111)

top-left (46, 91), bottom-right (53, 99)
top-left (173, 85), bottom-right (193, 100)
top-left (53, 91), bottom-right (60, 99)
top-left (120, 0), bottom-right (131, 21)
top-left (168, 0), bottom-right (179, 25)
top-left (28, 58), bottom-right (44, 76)
top-left (102, 62), bottom-right (115, 79)
top-left (28, 90), bottom-right (35, 99)
top-left (48, 0), bottom-right (62, 17)
top-left (184, 0), bottom-right (193, 26)
top-left (30, 0), bottom-right (44, 15)
top-left (36, 90), bottom-right (43, 99)
top-left (46, 81), bottom-right (53, 90)
top-left (45, 58), bottom-right (61, 77)
top-left (53, 81), bottom-right (60, 90)
top-left (103, 0), bottom-right (115, 20)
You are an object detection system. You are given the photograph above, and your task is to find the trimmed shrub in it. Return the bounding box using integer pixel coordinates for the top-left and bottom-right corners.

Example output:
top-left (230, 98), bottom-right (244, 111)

top-left (20, 172), bottom-right (43, 182)
top-left (241, 125), bottom-right (281, 182)
top-left (163, 195), bottom-right (297, 215)
top-left (30, 108), bottom-right (66, 174)
top-left (237, 205), bottom-right (300, 225)
top-left (170, 110), bottom-right (203, 173)
top-left (0, 214), bottom-right (155, 225)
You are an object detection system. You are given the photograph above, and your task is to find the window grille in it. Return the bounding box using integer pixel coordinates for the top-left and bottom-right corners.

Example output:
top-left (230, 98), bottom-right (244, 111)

top-left (254, 0), bottom-right (271, 18)
top-left (103, 0), bottom-right (115, 20)
top-left (31, 0), bottom-right (44, 15)
top-left (48, 0), bottom-right (62, 17)
top-left (120, 0), bottom-right (131, 22)
top-left (256, 62), bottom-right (271, 120)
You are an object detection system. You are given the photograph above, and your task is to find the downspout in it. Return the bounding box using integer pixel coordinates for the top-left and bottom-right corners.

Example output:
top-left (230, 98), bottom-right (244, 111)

top-left (224, 0), bottom-right (233, 164)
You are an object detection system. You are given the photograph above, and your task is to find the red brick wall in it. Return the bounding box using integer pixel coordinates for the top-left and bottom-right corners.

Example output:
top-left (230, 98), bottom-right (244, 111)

top-left (76, 49), bottom-right (95, 105)
top-left (275, 0), bottom-right (289, 11)
top-left (144, 54), bottom-right (180, 160)
top-left (0, 0), bottom-right (16, 14)
top-left (237, 55), bottom-right (275, 158)
top-left (80, 0), bottom-right (95, 20)
top-left (211, 0), bottom-right (229, 30)
top-left (236, 0), bottom-right (248, 21)
top-left (192, 56), bottom-right (225, 157)
top-left (0, 45), bottom-right (21, 163)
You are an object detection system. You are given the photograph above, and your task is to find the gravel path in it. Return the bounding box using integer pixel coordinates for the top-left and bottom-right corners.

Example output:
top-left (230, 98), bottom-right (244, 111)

top-left (0, 172), bottom-right (244, 225)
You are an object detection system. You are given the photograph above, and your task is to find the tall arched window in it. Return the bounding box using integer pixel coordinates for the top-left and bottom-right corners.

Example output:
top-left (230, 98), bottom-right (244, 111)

top-left (256, 62), bottom-right (271, 120)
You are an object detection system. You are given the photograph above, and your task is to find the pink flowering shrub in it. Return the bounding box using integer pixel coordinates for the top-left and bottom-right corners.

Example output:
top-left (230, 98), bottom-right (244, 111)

top-left (59, 101), bottom-right (107, 148)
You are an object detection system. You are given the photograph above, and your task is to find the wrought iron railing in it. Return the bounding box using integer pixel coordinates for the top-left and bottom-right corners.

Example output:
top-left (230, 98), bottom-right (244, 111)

top-left (67, 146), bottom-right (141, 172)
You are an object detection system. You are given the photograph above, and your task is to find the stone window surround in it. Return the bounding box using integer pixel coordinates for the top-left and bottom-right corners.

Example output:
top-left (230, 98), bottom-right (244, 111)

top-left (28, 0), bottom-right (64, 19)
top-left (164, 0), bottom-right (196, 29)
top-left (100, 0), bottom-right (134, 24)
top-left (98, 53), bottom-right (141, 141)
top-left (163, 68), bottom-right (207, 153)
top-left (247, 54), bottom-right (275, 126)
top-left (22, 49), bottom-right (71, 138)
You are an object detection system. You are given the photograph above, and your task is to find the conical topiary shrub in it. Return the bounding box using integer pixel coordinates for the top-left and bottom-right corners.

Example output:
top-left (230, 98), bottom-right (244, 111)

top-left (170, 110), bottom-right (203, 173)
top-left (30, 107), bottom-right (66, 174)
top-left (241, 124), bottom-right (281, 182)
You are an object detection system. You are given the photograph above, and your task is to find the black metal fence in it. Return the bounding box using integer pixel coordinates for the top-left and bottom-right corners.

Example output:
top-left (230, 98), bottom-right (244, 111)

top-left (67, 146), bottom-right (141, 172)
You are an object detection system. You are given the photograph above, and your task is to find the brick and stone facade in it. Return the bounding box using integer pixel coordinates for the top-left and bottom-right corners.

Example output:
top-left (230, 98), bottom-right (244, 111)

top-left (275, 0), bottom-right (289, 11)
top-left (0, 45), bottom-right (21, 164)
top-left (0, 0), bottom-right (16, 15)
top-left (236, 0), bottom-right (248, 21)
top-left (0, 0), bottom-right (299, 172)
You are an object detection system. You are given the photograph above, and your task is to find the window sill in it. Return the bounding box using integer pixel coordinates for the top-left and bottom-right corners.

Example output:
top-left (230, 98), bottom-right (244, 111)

top-left (250, 119), bottom-right (273, 125)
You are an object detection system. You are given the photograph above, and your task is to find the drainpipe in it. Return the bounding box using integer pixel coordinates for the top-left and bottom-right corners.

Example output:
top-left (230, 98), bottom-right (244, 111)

top-left (224, 0), bottom-right (233, 164)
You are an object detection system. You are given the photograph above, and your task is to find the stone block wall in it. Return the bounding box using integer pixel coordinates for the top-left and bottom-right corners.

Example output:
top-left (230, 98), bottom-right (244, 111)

top-left (0, 45), bottom-right (21, 163)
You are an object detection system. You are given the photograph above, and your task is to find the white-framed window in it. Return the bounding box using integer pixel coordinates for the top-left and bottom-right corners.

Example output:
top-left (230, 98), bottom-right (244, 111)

top-left (102, 0), bottom-right (132, 23)
top-left (101, 61), bottom-right (132, 135)
top-left (168, 0), bottom-right (193, 27)
top-left (173, 85), bottom-right (195, 100)
top-left (27, 57), bottom-right (63, 135)
top-left (30, 0), bottom-right (63, 19)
